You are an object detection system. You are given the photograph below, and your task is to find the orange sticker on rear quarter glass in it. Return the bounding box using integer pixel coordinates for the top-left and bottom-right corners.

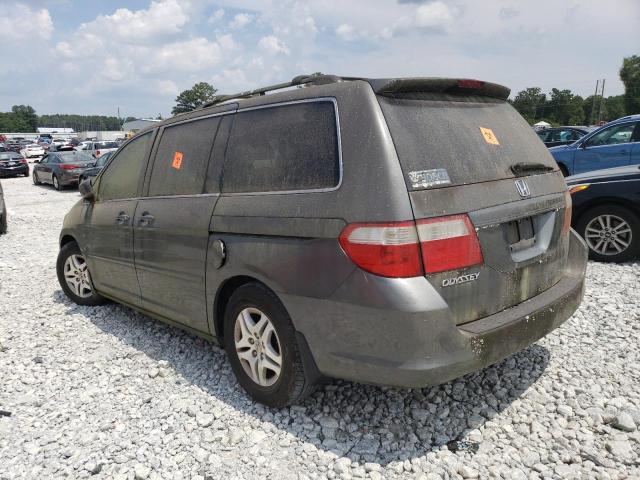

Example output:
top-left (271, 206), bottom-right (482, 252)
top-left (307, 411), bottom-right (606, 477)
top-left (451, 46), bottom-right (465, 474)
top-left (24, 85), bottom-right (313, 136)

top-left (172, 151), bottom-right (183, 169)
top-left (480, 127), bottom-right (500, 145)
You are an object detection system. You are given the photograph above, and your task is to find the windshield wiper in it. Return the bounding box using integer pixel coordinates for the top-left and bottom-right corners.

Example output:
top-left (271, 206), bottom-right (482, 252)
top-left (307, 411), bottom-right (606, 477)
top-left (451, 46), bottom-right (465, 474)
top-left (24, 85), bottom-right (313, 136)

top-left (511, 162), bottom-right (555, 177)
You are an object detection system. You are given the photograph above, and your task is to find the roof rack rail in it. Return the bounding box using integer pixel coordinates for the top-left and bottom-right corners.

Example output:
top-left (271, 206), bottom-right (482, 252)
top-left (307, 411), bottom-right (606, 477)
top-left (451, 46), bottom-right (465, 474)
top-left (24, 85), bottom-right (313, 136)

top-left (200, 73), bottom-right (360, 108)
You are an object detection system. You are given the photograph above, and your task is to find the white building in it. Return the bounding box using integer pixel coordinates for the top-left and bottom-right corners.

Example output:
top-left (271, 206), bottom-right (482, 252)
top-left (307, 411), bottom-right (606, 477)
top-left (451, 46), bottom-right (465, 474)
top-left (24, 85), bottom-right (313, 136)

top-left (122, 118), bottom-right (161, 132)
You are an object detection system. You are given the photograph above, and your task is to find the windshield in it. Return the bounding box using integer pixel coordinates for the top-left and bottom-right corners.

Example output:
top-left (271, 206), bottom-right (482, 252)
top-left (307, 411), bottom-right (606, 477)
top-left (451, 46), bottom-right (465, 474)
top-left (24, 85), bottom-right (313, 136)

top-left (96, 152), bottom-right (112, 166)
top-left (377, 94), bottom-right (558, 190)
top-left (57, 151), bottom-right (94, 163)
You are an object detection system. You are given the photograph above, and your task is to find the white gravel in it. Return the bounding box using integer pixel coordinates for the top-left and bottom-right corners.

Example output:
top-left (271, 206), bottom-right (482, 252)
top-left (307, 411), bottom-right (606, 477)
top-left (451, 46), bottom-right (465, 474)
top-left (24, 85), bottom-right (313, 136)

top-left (1, 175), bottom-right (639, 480)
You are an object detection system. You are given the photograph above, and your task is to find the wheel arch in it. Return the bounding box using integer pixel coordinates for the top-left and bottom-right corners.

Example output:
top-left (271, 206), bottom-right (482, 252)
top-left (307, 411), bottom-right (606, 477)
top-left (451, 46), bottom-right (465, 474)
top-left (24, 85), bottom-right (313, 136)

top-left (574, 197), bottom-right (640, 227)
top-left (60, 234), bottom-right (77, 248)
top-left (214, 275), bottom-right (272, 340)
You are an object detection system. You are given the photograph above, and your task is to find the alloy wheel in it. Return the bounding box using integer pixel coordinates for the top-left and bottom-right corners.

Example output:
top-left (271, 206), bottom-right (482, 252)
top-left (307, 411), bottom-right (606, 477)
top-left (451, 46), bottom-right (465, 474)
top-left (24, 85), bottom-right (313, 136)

top-left (234, 307), bottom-right (283, 387)
top-left (53, 176), bottom-right (60, 190)
top-left (63, 254), bottom-right (94, 298)
top-left (584, 214), bottom-right (632, 256)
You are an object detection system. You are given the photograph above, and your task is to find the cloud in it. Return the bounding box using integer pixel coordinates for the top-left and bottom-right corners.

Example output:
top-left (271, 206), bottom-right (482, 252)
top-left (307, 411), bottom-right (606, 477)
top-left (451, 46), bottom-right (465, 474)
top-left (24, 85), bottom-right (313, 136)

top-left (0, 3), bottom-right (53, 41)
top-left (208, 8), bottom-right (224, 24)
top-left (335, 24), bottom-right (357, 41)
top-left (77, 0), bottom-right (188, 43)
top-left (145, 38), bottom-right (222, 73)
top-left (229, 13), bottom-right (253, 30)
top-left (258, 35), bottom-right (290, 55)
top-left (156, 80), bottom-right (179, 96)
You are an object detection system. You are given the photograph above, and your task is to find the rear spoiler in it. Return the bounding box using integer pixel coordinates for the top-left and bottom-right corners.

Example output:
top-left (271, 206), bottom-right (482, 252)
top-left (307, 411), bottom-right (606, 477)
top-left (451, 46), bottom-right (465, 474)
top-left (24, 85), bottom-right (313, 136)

top-left (367, 78), bottom-right (510, 101)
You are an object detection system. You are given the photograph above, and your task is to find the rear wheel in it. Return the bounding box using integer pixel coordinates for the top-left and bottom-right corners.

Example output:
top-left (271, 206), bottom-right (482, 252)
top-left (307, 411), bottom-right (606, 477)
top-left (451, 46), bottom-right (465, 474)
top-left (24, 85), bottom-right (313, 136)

top-left (32, 171), bottom-right (40, 185)
top-left (577, 204), bottom-right (639, 262)
top-left (0, 212), bottom-right (6, 234)
top-left (558, 164), bottom-right (569, 177)
top-left (223, 283), bottom-right (312, 407)
top-left (56, 241), bottom-right (105, 306)
top-left (53, 174), bottom-right (62, 191)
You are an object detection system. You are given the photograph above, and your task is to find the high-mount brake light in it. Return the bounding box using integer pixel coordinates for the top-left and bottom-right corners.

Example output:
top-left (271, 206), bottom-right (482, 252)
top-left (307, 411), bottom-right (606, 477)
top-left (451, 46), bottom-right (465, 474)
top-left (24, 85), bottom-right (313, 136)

top-left (457, 79), bottom-right (485, 89)
top-left (339, 214), bottom-right (485, 277)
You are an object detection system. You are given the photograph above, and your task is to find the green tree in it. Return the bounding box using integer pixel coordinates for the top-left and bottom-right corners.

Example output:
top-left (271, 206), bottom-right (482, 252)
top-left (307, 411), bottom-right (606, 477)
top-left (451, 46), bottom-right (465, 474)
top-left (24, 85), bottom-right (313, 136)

top-left (620, 55), bottom-right (640, 115)
top-left (544, 89), bottom-right (584, 125)
top-left (171, 82), bottom-right (218, 115)
top-left (604, 95), bottom-right (626, 120)
top-left (511, 87), bottom-right (546, 123)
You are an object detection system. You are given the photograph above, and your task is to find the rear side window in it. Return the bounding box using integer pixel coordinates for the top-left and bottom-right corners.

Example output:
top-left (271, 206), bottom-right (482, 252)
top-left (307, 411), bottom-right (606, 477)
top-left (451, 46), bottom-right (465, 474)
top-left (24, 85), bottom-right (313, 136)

top-left (378, 95), bottom-right (557, 190)
top-left (148, 116), bottom-right (221, 196)
top-left (222, 101), bottom-right (340, 193)
top-left (98, 132), bottom-right (152, 201)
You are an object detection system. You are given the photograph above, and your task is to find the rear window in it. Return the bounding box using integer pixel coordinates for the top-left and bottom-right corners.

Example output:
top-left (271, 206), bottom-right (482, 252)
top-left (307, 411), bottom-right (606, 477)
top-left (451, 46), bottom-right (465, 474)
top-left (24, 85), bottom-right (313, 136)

top-left (148, 116), bottom-right (221, 196)
top-left (377, 95), bottom-right (557, 190)
top-left (58, 152), bottom-right (94, 163)
top-left (96, 142), bottom-right (118, 149)
top-left (222, 101), bottom-right (340, 193)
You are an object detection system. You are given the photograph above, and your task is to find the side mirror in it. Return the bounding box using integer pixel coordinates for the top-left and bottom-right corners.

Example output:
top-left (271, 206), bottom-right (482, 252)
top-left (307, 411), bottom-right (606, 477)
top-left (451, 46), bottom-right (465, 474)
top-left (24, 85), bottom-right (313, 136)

top-left (79, 178), bottom-right (95, 202)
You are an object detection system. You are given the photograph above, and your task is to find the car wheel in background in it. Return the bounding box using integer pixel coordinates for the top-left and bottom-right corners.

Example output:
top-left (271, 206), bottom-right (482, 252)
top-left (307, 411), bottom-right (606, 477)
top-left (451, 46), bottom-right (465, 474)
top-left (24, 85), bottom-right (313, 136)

top-left (56, 241), bottom-right (105, 306)
top-left (0, 211), bottom-right (6, 234)
top-left (223, 282), bottom-right (313, 407)
top-left (558, 164), bottom-right (569, 177)
top-left (53, 174), bottom-right (62, 191)
top-left (577, 204), bottom-right (639, 262)
top-left (32, 172), bottom-right (40, 185)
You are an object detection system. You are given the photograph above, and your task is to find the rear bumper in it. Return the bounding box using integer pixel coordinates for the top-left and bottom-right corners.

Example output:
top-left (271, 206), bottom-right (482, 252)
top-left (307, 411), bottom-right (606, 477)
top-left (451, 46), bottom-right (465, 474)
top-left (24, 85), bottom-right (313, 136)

top-left (0, 165), bottom-right (28, 177)
top-left (284, 230), bottom-right (587, 387)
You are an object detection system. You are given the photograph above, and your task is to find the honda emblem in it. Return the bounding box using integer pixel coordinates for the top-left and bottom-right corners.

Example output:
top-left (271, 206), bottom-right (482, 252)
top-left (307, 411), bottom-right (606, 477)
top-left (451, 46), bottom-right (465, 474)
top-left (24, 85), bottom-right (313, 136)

top-left (515, 179), bottom-right (531, 198)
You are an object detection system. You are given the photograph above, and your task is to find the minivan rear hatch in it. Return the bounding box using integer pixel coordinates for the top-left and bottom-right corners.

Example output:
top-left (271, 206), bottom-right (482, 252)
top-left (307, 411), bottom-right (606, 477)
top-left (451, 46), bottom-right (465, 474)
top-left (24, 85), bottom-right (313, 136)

top-left (375, 78), bottom-right (570, 325)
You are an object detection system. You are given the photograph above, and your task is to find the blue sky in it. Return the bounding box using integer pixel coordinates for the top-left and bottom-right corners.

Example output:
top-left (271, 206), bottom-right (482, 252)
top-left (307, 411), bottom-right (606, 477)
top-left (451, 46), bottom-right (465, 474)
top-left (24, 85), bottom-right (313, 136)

top-left (0, 0), bottom-right (637, 118)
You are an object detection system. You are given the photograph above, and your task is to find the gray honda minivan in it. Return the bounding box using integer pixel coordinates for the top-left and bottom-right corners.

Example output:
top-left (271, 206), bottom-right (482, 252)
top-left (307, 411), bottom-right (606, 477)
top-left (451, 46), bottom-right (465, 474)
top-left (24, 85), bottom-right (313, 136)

top-left (58, 75), bottom-right (587, 407)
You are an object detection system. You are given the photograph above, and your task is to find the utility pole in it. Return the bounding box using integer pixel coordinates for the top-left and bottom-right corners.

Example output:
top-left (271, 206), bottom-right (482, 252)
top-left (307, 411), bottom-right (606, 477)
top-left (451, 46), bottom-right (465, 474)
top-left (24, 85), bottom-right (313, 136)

top-left (590, 79), bottom-right (599, 126)
top-left (597, 79), bottom-right (606, 124)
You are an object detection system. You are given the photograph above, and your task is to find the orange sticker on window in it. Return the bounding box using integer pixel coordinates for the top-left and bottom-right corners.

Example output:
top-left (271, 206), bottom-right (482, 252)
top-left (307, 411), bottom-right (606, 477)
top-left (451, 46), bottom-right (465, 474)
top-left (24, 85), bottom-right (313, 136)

top-left (480, 127), bottom-right (500, 145)
top-left (172, 151), bottom-right (183, 169)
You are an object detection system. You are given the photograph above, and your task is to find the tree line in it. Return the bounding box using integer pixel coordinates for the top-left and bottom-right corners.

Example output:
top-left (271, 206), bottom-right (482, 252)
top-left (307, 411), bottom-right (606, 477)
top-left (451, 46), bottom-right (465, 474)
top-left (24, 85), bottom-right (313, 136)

top-left (0, 107), bottom-right (138, 133)
top-left (510, 55), bottom-right (640, 126)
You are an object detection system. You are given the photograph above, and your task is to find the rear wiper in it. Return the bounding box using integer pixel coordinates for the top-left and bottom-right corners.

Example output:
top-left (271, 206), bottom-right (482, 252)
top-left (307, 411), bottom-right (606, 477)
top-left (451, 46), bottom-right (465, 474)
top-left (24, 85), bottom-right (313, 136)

top-left (510, 162), bottom-right (555, 177)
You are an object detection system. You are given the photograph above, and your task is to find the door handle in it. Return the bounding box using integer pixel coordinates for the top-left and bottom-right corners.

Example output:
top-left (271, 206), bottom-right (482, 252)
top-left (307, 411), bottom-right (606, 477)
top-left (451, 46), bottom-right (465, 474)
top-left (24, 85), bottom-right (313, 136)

top-left (619, 150), bottom-right (627, 155)
top-left (138, 212), bottom-right (155, 227)
top-left (115, 212), bottom-right (130, 225)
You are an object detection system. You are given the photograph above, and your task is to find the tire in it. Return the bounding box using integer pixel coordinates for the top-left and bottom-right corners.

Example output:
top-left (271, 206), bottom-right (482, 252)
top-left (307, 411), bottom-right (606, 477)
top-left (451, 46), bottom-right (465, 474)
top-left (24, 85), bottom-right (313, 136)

top-left (32, 171), bottom-right (40, 185)
top-left (0, 212), bottom-right (6, 234)
top-left (223, 283), bottom-right (312, 407)
top-left (576, 204), bottom-right (640, 263)
top-left (559, 164), bottom-right (569, 177)
top-left (56, 241), bottom-right (106, 306)
top-left (53, 174), bottom-right (62, 191)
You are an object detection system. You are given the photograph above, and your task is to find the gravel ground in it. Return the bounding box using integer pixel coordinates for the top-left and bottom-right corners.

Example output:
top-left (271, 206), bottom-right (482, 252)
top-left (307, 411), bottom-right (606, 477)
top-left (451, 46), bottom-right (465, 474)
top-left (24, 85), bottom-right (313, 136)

top-left (0, 175), bottom-right (639, 480)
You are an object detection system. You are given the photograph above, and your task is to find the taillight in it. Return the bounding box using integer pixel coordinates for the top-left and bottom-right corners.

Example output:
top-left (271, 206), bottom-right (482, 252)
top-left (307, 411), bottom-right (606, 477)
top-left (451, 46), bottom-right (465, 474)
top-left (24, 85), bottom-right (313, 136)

top-left (339, 221), bottom-right (423, 278)
top-left (339, 214), bottom-right (484, 278)
top-left (60, 164), bottom-right (78, 170)
top-left (19, 158), bottom-right (27, 164)
top-left (95, 151), bottom-right (101, 157)
top-left (562, 191), bottom-right (572, 236)
top-left (457, 79), bottom-right (484, 89)
top-left (417, 214), bottom-right (483, 274)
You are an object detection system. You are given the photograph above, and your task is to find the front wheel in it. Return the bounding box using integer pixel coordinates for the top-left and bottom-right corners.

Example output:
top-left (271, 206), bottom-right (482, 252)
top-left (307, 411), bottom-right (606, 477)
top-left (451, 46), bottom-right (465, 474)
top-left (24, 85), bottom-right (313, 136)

top-left (33, 171), bottom-right (40, 185)
top-left (223, 283), bottom-right (313, 407)
top-left (577, 204), bottom-right (639, 262)
top-left (56, 242), bottom-right (106, 306)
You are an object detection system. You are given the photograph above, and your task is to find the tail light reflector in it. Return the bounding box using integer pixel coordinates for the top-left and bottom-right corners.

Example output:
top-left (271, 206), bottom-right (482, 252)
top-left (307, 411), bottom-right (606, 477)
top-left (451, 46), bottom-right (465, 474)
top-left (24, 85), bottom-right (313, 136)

top-left (562, 191), bottom-right (572, 236)
top-left (339, 222), bottom-right (423, 278)
top-left (417, 215), bottom-right (483, 274)
top-left (339, 214), bottom-right (484, 278)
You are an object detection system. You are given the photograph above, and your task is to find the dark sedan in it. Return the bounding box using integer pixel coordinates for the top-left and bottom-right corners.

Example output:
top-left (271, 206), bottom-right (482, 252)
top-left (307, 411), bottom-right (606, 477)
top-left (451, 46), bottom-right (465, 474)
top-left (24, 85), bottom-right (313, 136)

top-left (537, 127), bottom-right (590, 148)
top-left (78, 150), bottom-right (114, 184)
top-left (0, 152), bottom-right (29, 177)
top-left (32, 151), bottom-right (96, 190)
top-left (567, 165), bottom-right (640, 262)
